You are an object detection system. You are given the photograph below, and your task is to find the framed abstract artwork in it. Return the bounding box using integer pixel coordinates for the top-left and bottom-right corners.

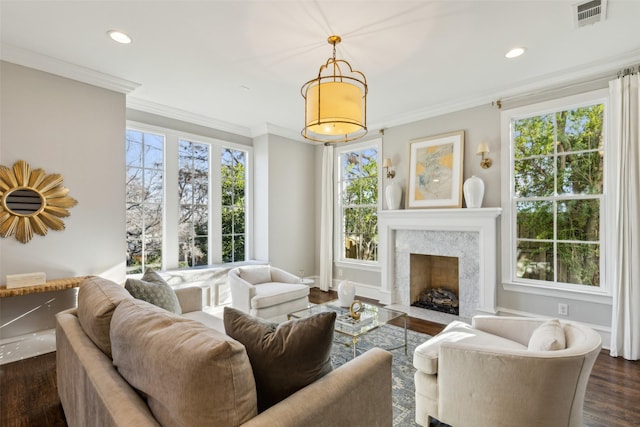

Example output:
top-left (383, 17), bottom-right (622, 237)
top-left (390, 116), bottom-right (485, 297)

top-left (407, 130), bottom-right (464, 208)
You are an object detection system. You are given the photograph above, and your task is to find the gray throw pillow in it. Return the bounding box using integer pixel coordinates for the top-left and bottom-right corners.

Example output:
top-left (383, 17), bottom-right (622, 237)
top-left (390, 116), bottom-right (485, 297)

top-left (125, 268), bottom-right (182, 314)
top-left (223, 306), bottom-right (336, 412)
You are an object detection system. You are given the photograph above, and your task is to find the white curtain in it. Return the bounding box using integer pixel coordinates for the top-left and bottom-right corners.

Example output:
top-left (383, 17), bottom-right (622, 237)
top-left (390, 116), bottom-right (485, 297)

top-left (318, 145), bottom-right (334, 292)
top-left (609, 72), bottom-right (640, 360)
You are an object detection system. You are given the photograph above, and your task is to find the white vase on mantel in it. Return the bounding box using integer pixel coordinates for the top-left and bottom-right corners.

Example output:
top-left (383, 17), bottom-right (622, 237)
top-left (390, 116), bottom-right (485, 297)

top-left (385, 181), bottom-right (403, 210)
top-left (463, 175), bottom-right (485, 208)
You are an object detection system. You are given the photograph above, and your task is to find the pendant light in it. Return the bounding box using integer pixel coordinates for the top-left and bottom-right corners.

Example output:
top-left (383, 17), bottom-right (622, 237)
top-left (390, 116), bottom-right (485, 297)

top-left (301, 35), bottom-right (368, 143)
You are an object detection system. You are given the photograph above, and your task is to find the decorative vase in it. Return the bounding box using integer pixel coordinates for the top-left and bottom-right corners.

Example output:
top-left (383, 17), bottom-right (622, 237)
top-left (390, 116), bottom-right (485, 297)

top-left (463, 175), bottom-right (485, 208)
top-left (385, 181), bottom-right (402, 210)
top-left (337, 280), bottom-right (356, 307)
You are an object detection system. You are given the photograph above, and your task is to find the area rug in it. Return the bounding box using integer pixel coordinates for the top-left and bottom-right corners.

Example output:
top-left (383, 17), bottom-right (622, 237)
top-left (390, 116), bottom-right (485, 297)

top-left (330, 324), bottom-right (431, 427)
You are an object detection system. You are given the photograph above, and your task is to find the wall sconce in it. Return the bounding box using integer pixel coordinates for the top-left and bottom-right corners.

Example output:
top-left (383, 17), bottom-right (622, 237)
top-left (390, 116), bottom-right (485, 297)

top-left (383, 158), bottom-right (396, 179)
top-left (477, 144), bottom-right (492, 169)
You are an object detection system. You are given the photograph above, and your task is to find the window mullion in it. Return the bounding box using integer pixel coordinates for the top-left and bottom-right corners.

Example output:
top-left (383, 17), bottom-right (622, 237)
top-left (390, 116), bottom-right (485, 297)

top-left (164, 134), bottom-right (180, 270)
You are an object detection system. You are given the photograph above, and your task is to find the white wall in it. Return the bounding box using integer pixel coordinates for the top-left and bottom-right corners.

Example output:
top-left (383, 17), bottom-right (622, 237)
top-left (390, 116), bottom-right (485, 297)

top-left (382, 104), bottom-right (502, 208)
top-left (253, 134), bottom-right (316, 276)
top-left (0, 61), bottom-right (126, 337)
top-left (253, 134), bottom-right (270, 262)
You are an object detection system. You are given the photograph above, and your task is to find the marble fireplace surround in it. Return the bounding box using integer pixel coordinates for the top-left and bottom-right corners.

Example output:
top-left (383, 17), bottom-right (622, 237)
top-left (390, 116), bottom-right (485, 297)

top-left (378, 208), bottom-right (502, 322)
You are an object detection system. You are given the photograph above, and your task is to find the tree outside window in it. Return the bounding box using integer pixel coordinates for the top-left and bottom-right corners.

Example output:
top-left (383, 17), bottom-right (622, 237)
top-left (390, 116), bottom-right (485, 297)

top-left (512, 103), bottom-right (604, 287)
top-left (126, 125), bottom-right (251, 271)
top-left (221, 148), bottom-right (246, 263)
top-left (125, 130), bottom-right (164, 274)
top-left (178, 140), bottom-right (210, 267)
top-left (339, 147), bottom-right (378, 262)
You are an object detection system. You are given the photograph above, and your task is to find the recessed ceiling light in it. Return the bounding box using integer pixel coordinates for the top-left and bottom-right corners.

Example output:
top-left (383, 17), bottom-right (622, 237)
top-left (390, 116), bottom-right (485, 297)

top-left (107, 30), bottom-right (132, 44)
top-left (505, 47), bottom-right (526, 59)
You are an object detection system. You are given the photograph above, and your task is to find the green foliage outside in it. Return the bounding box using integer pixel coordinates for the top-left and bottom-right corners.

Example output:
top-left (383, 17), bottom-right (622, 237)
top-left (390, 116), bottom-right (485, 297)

top-left (514, 104), bottom-right (604, 286)
top-left (221, 148), bottom-right (246, 263)
top-left (341, 148), bottom-right (378, 261)
top-left (126, 130), bottom-right (247, 272)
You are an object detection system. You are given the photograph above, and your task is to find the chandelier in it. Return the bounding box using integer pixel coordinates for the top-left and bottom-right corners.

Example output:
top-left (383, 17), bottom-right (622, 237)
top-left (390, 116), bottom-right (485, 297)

top-left (301, 35), bottom-right (368, 143)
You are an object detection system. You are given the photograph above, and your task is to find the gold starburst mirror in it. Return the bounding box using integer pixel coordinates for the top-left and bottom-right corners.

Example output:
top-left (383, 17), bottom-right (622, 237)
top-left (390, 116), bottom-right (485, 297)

top-left (0, 160), bottom-right (78, 244)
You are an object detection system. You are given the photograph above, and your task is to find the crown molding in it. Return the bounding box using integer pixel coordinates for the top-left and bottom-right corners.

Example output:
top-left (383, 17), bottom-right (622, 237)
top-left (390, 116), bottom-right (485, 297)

top-left (377, 48), bottom-right (640, 129)
top-left (127, 97), bottom-right (252, 138)
top-left (0, 43), bottom-right (140, 94)
top-left (250, 123), bottom-right (310, 143)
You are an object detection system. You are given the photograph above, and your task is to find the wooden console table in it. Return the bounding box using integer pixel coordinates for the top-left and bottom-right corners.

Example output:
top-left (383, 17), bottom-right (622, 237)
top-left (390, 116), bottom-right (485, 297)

top-left (0, 276), bottom-right (92, 298)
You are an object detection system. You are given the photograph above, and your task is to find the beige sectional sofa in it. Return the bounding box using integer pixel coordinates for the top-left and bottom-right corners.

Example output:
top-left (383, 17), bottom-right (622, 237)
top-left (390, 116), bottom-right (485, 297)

top-left (56, 277), bottom-right (393, 427)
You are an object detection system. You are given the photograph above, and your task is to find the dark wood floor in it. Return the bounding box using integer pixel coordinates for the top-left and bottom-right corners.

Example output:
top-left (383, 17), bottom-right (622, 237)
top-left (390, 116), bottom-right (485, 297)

top-left (1, 288), bottom-right (638, 427)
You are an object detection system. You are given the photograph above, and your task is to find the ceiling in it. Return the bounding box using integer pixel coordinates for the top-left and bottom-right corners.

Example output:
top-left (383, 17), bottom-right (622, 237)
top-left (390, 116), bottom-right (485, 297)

top-left (2, 1), bottom-right (640, 140)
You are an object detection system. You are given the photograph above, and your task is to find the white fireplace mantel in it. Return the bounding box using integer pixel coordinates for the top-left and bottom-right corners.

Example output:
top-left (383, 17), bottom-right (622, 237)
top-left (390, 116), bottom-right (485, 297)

top-left (378, 208), bottom-right (502, 315)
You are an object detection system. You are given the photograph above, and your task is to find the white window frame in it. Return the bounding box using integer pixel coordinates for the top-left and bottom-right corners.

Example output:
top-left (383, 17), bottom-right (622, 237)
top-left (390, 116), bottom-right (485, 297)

top-left (125, 128), bottom-right (166, 273)
top-left (334, 137), bottom-right (382, 270)
top-left (126, 121), bottom-right (253, 271)
top-left (500, 90), bottom-right (612, 303)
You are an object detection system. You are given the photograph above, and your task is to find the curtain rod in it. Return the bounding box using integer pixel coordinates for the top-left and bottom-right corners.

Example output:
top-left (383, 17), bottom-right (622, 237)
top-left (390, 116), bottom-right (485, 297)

top-left (618, 65), bottom-right (639, 78)
top-left (493, 64), bottom-right (639, 109)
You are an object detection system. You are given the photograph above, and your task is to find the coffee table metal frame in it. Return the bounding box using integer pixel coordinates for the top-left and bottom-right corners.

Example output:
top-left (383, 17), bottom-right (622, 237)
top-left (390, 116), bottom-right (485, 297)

top-left (288, 300), bottom-right (408, 358)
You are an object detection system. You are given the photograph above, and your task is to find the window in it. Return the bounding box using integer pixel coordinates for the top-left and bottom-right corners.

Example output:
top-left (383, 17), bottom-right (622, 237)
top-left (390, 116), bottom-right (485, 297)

top-left (336, 141), bottom-right (380, 263)
top-left (221, 148), bottom-right (246, 263)
top-left (502, 91), bottom-right (607, 290)
top-left (126, 130), bottom-right (164, 274)
top-left (125, 123), bottom-right (250, 272)
top-left (178, 140), bottom-right (210, 267)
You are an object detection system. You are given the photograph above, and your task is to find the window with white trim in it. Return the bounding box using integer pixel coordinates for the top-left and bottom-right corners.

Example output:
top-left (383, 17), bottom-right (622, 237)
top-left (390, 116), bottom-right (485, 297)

top-left (221, 148), bottom-right (246, 263)
top-left (336, 140), bottom-right (380, 264)
top-left (178, 140), bottom-right (210, 267)
top-left (126, 130), bottom-right (164, 273)
top-left (502, 91), bottom-right (607, 290)
top-left (125, 124), bottom-right (250, 273)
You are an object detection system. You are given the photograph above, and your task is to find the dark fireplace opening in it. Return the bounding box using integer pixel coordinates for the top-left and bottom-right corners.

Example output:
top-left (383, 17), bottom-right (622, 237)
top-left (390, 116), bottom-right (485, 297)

top-left (409, 254), bottom-right (460, 316)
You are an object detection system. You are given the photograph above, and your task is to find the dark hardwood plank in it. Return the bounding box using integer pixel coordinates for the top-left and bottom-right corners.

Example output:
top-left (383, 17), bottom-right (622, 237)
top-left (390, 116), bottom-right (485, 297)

top-left (1, 288), bottom-right (637, 426)
top-left (0, 352), bottom-right (67, 427)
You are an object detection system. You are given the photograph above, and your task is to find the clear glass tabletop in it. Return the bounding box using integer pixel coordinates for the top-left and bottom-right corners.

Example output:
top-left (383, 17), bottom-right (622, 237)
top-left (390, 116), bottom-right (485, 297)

top-left (288, 300), bottom-right (407, 358)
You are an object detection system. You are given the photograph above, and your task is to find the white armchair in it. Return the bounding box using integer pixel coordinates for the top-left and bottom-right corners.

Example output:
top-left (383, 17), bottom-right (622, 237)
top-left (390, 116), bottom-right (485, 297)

top-left (228, 265), bottom-right (310, 319)
top-left (413, 316), bottom-right (602, 427)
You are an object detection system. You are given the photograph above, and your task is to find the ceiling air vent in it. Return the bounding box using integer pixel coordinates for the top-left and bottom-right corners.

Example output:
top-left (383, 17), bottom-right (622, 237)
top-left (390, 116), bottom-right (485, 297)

top-left (574, 0), bottom-right (607, 27)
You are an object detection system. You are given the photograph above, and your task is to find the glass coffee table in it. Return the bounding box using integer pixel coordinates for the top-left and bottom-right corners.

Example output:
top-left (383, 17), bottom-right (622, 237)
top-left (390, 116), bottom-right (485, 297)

top-left (288, 300), bottom-right (407, 359)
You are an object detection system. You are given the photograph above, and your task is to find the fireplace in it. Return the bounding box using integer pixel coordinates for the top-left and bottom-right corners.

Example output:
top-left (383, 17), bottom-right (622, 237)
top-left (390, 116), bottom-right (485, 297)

top-left (378, 208), bottom-right (501, 322)
top-left (410, 254), bottom-right (459, 315)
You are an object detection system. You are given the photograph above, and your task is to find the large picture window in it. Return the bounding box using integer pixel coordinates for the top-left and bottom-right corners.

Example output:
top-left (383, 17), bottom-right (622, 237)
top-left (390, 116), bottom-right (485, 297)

top-left (125, 123), bottom-right (250, 272)
top-left (336, 142), bottom-right (380, 263)
top-left (503, 91), bottom-right (607, 290)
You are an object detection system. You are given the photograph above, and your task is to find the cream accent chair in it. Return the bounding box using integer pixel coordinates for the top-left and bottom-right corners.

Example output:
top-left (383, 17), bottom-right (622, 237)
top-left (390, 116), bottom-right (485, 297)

top-left (413, 316), bottom-right (602, 427)
top-left (228, 265), bottom-right (310, 319)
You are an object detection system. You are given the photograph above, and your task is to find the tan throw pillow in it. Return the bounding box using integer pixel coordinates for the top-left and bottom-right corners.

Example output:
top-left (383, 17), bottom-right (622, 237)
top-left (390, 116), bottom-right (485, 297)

top-left (111, 299), bottom-right (258, 426)
top-left (238, 265), bottom-right (272, 284)
top-left (125, 268), bottom-right (182, 314)
top-left (77, 276), bottom-right (132, 358)
top-left (223, 306), bottom-right (336, 412)
top-left (528, 319), bottom-right (567, 351)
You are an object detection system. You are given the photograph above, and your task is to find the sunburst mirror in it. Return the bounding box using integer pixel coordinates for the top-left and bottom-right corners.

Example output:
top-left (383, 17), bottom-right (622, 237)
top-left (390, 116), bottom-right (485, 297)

top-left (0, 160), bottom-right (78, 244)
